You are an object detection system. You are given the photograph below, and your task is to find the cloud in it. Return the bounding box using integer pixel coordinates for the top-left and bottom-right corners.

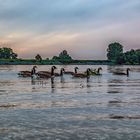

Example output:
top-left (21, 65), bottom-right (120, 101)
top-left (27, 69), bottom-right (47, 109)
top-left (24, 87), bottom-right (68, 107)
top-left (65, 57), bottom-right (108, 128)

top-left (0, 0), bottom-right (140, 59)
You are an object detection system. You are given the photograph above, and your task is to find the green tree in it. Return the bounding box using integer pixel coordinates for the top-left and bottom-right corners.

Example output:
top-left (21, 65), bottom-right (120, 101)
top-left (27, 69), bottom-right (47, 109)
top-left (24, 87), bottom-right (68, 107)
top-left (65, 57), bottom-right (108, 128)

top-left (124, 49), bottom-right (139, 64)
top-left (35, 54), bottom-right (42, 62)
top-left (115, 53), bottom-right (125, 64)
top-left (0, 47), bottom-right (18, 59)
top-left (136, 49), bottom-right (140, 64)
top-left (52, 56), bottom-right (59, 60)
top-left (107, 42), bottom-right (123, 63)
top-left (59, 50), bottom-right (72, 60)
top-left (52, 50), bottom-right (72, 60)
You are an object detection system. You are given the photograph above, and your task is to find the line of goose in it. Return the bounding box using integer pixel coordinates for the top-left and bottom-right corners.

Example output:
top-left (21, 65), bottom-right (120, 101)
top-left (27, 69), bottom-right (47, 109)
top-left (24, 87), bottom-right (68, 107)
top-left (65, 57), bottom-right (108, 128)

top-left (18, 66), bottom-right (131, 79)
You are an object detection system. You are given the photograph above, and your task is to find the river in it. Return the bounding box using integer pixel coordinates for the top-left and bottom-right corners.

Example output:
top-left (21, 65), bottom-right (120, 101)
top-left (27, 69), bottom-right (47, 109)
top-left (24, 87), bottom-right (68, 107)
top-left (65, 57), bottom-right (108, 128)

top-left (0, 65), bottom-right (140, 140)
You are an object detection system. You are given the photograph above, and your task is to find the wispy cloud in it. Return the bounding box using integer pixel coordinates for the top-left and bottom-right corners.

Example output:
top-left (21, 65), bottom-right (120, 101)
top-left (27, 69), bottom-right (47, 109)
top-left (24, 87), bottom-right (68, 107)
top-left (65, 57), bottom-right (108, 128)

top-left (0, 0), bottom-right (140, 59)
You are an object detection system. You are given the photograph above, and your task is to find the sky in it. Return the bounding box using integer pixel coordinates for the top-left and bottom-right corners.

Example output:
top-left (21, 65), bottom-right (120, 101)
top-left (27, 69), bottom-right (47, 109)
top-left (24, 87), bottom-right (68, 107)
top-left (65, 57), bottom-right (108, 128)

top-left (0, 0), bottom-right (140, 59)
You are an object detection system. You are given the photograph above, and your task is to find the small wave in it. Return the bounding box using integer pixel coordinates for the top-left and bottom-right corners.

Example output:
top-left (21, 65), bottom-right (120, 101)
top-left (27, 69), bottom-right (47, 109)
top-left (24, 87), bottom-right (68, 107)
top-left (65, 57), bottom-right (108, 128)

top-left (109, 114), bottom-right (140, 120)
top-left (0, 104), bottom-right (17, 108)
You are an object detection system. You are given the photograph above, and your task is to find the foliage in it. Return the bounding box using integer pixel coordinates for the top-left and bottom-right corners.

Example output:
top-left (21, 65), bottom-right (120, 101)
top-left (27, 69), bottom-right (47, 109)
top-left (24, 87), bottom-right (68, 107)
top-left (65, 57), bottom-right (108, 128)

top-left (35, 54), bottom-right (42, 61)
top-left (0, 47), bottom-right (18, 59)
top-left (52, 50), bottom-right (72, 61)
top-left (107, 42), bottom-right (140, 65)
top-left (124, 49), bottom-right (140, 64)
top-left (107, 42), bottom-right (123, 62)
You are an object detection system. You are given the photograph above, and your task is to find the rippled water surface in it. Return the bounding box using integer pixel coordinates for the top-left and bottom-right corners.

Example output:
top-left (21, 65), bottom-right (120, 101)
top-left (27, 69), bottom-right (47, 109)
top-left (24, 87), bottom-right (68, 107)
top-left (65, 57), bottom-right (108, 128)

top-left (0, 65), bottom-right (140, 140)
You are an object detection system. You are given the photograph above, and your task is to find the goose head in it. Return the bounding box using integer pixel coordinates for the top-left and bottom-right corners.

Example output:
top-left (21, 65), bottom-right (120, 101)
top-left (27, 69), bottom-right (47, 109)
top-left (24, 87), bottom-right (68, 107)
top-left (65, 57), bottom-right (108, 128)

top-left (60, 68), bottom-right (65, 76)
top-left (33, 66), bottom-right (37, 68)
top-left (51, 66), bottom-right (57, 76)
top-left (52, 66), bottom-right (57, 70)
top-left (61, 68), bottom-right (65, 72)
top-left (97, 67), bottom-right (102, 73)
top-left (33, 66), bottom-right (37, 70)
top-left (87, 68), bottom-right (91, 76)
top-left (126, 68), bottom-right (130, 76)
top-left (74, 67), bottom-right (79, 74)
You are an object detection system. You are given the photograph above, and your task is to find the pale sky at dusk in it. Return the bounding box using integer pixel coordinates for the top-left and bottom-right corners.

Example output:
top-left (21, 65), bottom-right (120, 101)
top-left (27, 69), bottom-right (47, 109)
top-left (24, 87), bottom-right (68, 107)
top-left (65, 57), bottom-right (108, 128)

top-left (0, 0), bottom-right (140, 59)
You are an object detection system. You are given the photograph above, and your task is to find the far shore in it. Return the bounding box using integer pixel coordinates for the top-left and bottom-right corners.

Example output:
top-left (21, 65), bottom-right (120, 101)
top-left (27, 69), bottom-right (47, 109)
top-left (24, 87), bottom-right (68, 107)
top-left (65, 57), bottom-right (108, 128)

top-left (0, 59), bottom-right (112, 65)
top-left (0, 59), bottom-right (139, 65)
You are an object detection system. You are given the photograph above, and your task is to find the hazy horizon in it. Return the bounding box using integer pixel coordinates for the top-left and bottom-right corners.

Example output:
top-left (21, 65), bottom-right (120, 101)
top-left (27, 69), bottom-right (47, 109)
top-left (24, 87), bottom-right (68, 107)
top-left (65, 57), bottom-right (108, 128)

top-left (0, 0), bottom-right (140, 59)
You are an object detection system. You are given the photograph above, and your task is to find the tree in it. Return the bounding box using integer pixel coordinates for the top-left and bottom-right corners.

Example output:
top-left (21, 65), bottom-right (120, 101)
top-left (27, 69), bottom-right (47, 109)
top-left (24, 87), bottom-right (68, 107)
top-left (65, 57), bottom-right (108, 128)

top-left (52, 50), bottom-right (72, 60)
top-left (46, 58), bottom-right (49, 61)
top-left (52, 56), bottom-right (59, 60)
top-left (107, 42), bottom-right (123, 62)
top-left (136, 49), bottom-right (140, 64)
top-left (58, 50), bottom-right (72, 60)
top-left (35, 54), bottom-right (42, 62)
top-left (0, 47), bottom-right (18, 59)
top-left (124, 49), bottom-right (139, 64)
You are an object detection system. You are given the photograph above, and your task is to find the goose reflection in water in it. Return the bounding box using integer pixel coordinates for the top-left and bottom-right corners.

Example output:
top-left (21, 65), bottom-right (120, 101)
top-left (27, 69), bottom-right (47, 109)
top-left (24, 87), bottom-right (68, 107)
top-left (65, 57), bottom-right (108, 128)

top-left (51, 77), bottom-right (56, 93)
top-left (31, 79), bottom-right (47, 86)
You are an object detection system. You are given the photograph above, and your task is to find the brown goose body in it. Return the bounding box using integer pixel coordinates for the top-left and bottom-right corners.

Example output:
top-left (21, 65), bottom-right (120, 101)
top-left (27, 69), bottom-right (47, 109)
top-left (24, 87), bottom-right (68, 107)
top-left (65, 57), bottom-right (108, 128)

top-left (18, 66), bottom-right (37, 77)
top-left (64, 71), bottom-right (74, 75)
top-left (64, 67), bottom-right (78, 75)
top-left (37, 66), bottom-right (57, 78)
top-left (54, 68), bottom-right (65, 77)
top-left (18, 71), bottom-right (31, 77)
top-left (37, 71), bottom-right (51, 75)
top-left (90, 67), bottom-right (102, 75)
top-left (73, 68), bottom-right (91, 78)
top-left (113, 68), bottom-right (130, 76)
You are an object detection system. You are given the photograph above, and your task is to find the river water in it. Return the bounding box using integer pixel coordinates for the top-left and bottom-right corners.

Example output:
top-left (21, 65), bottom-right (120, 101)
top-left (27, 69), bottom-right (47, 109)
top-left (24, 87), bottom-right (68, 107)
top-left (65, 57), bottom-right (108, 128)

top-left (0, 65), bottom-right (140, 140)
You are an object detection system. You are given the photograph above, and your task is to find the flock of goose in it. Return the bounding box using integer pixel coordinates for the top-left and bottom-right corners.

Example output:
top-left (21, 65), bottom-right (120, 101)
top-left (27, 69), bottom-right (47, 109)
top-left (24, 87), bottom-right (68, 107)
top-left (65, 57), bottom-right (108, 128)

top-left (18, 66), bottom-right (131, 79)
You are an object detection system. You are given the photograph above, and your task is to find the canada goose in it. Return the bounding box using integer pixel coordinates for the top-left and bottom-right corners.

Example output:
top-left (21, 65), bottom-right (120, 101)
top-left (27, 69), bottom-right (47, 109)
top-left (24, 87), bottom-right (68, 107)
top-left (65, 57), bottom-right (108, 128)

top-left (18, 66), bottom-right (37, 77)
top-left (37, 69), bottom-right (52, 75)
top-left (18, 71), bottom-right (31, 77)
top-left (90, 67), bottom-right (102, 75)
top-left (73, 68), bottom-right (91, 78)
top-left (64, 67), bottom-right (78, 75)
top-left (113, 68), bottom-right (130, 76)
top-left (54, 68), bottom-right (65, 76)
top-left (37, 66), bottom-right (57, 78)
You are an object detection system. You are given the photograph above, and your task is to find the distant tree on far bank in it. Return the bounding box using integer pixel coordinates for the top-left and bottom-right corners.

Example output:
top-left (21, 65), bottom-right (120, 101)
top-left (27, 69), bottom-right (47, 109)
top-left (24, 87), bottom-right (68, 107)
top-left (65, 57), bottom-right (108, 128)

top-left (124, 49), bottom-right (140, 64)
top-left (0, 47), bottom-right (18, 59)
top-left (52, 50), bottom-right (72, 61)
top-left (107, 42), bottom-right (140, 64)
top-left (35, 54), bottom-right (42, 62)
top-left (107, 42), bottom-right (123, 63)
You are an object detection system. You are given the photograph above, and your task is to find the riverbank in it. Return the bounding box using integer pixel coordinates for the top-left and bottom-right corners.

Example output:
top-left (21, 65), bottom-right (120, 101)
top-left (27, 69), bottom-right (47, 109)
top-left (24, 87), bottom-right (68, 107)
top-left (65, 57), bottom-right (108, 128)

top-left (0, 59), bottom-right (112, 65)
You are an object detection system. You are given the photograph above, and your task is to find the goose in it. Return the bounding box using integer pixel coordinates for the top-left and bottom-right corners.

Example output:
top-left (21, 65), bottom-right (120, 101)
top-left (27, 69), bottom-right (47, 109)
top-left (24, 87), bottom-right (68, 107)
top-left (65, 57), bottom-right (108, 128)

top-left (37, 66), bottom-right (57, 78)
top-left (113, 68), bottom-right (130, 76)
top-left (37, 68), bottom-right (52, 75)
top-left (18, 66), bottom-right (37, 77)
top-left (64, 67), bottom-right (78, 75)
top-left (90, 67), bottom-right (102, 75)
top-left (54, 68), bottom-right (65, 76)
top-left (73, 68), bottom-right (91, 78)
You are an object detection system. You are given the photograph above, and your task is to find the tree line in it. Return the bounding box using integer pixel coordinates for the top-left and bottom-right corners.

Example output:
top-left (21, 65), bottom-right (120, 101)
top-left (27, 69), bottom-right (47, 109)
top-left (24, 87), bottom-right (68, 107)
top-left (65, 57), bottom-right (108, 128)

top-left (0, 43), bottom-right (140, 65)
top-left (0, 47), bottom-right (18, 59)
top-left (107, 42), bottom-right (140, 64)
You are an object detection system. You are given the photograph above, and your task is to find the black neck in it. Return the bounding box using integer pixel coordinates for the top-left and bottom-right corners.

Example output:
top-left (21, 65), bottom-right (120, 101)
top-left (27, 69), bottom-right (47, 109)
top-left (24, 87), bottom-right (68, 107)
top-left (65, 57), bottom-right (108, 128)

top-left (51, 67), bottom-right (54, 76)
top-left (60, 69), bottom-right (64, 76)
top-left (86, 69), bottom-right (90, 76)
top-left (31, 68), bottom-right (36, 75)
top-left (75, 68), bottom-right (78, 74)
top-left (127, 69), bottom-right (129, 76)
top-left (97, 68), bottom-right (100, 74)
